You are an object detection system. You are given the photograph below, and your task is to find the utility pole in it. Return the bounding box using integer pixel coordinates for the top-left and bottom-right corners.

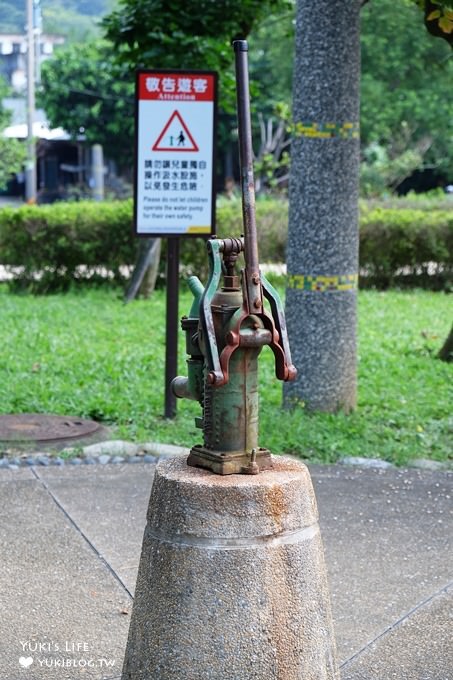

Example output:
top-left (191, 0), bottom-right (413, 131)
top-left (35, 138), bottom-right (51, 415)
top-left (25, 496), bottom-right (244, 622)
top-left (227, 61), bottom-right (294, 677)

top-left (25, 0), bottom-right (37, 203)
top-left (34, 0), bottom-right (42, 85)
top-left (91, 144), bottom-right (105, 201)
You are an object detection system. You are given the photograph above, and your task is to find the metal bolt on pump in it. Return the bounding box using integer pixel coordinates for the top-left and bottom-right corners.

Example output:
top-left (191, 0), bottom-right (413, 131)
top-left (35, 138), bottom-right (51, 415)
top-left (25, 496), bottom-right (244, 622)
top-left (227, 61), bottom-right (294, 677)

top-left (171, 40), bottom-right (297, 475)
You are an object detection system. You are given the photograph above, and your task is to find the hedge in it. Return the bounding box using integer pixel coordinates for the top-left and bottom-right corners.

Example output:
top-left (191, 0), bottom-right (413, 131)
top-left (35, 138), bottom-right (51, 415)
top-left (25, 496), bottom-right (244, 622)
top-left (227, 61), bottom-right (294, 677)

top-left (0, 198), bottom-right (451, 292)
top-left (0, 200), bottom-right (135, 292)
top-left (359, 205), bottom-right (452, 289)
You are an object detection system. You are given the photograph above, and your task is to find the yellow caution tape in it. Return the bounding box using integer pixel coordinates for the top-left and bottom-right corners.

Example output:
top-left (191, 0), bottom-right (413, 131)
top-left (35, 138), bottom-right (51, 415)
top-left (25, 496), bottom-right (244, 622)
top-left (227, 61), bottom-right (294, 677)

top-left (287, 274), bottom-right (358, 292)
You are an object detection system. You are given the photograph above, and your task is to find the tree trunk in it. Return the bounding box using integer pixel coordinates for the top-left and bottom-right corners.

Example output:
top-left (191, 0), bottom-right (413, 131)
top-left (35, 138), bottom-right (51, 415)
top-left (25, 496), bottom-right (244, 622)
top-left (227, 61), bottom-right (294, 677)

top-left (284, 0), bottom-right (361, 413)
top-left (138, 239), bottom-right (161, 299)
top-left (438, 324), bottom-right (453, 362)
top-left (124, 238), bottom-right (161, 303)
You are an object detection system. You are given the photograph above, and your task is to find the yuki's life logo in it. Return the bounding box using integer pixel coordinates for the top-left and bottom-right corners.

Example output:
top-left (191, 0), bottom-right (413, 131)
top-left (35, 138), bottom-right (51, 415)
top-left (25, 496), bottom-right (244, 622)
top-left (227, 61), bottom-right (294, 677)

top-left (19, 640), bottom-right (115, 669)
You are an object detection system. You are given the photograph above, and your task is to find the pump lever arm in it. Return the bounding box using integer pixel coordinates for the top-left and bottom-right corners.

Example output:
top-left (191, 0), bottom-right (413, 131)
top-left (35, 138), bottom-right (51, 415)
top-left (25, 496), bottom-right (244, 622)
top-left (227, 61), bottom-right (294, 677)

top-left (233, 39), bottom-right (296, 383)
top-left (234, 40), bottom-right (263, 315)
top-left (198, 41), bottom-right (297, 389)
top-left (199, 238), bottom-right (225, 386)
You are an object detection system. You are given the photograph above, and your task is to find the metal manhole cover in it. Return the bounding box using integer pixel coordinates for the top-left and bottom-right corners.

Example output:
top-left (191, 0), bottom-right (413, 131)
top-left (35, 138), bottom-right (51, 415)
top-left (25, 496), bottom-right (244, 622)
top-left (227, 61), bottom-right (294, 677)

top-left (0, 414), bottom-right (100, 442)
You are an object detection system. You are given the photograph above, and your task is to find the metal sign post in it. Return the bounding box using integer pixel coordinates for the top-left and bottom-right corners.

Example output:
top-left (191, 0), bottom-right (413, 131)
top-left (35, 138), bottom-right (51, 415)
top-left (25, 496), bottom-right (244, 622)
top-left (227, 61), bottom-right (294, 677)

top-left (164, 237), bottom-right (180, 418)
top-left (134, 69), bottom-right (217, 417)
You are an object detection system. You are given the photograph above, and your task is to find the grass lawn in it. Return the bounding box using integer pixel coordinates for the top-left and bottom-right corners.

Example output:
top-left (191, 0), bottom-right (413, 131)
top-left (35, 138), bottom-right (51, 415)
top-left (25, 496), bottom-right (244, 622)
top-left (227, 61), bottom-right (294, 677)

top-left (0, 284), bottom-right (451, 466)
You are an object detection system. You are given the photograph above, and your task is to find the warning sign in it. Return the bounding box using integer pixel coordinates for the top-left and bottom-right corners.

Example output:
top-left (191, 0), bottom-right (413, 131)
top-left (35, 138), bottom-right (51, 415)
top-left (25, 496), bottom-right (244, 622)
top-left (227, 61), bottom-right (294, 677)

top-left (135, 70), bottom-right (217, 237)
top-left (152, 110), bottom-right (199, 152)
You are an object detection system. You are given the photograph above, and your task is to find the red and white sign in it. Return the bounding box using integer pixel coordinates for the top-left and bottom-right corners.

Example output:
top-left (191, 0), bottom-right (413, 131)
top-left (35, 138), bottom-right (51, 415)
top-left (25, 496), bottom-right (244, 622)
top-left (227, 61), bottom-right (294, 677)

top-left (135, 70), bottom-right (217, 237)
top-left (138, 73), bottom-right (215, 102)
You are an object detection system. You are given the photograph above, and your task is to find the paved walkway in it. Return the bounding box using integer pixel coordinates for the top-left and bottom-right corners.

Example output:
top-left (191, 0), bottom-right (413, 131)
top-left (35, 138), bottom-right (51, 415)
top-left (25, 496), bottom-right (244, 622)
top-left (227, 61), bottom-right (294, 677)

top-left (0, 460), bottom-right (451, 679)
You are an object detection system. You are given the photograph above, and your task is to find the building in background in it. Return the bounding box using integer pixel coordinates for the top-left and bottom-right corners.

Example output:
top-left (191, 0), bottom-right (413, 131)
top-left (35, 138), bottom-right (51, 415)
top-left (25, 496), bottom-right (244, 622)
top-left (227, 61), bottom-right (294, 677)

top-left (0, 29), bottom-right (120, 202)
top-left (0, 33), bottom-right (64, 92)
top-left (2, 97), bottom-right (86, 201)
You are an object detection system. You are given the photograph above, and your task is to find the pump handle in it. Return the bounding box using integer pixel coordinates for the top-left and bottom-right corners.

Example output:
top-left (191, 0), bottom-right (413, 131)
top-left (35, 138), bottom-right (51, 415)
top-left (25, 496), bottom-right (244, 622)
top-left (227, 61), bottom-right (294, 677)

top-left (233, 40), bottom-right (263, 314)
top-left (197, 42), bottom-right (297, 387)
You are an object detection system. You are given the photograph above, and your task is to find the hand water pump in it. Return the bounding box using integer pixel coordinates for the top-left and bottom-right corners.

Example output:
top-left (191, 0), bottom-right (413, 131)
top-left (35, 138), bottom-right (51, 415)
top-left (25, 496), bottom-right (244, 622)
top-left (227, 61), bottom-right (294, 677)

top-left (171, 40), bottom-right (297, 475)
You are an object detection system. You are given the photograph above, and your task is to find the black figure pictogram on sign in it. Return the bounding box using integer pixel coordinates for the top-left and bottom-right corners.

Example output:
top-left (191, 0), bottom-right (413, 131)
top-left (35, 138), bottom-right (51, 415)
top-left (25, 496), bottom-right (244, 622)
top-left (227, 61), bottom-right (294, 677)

top-left (152, 110), bottom-right (199, 152)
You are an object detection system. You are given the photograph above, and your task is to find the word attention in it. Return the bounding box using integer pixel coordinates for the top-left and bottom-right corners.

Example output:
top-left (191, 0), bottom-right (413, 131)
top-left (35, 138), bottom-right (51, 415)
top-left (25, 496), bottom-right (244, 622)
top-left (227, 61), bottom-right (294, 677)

top-left (145, 76), bottom-right (209, 95)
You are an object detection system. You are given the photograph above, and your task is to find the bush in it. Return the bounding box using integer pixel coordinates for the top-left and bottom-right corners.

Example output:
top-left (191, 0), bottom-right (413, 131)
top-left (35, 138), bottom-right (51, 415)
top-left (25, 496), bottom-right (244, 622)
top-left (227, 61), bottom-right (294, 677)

top-left (0, 200), bottom-right (136, 292)
top-left (179, 198), bottom-right (288, 279)
top-left (0, 197), bottom-right (289, 292)
top-left (359, 205), bottom-right (452, 289)
top-left (0, 197), bottom-right (451, 292)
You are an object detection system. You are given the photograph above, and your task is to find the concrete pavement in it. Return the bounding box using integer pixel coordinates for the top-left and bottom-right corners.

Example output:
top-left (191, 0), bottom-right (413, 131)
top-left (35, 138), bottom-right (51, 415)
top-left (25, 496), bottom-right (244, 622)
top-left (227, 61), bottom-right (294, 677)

top-left (0, 459), bottom-right (451, 679)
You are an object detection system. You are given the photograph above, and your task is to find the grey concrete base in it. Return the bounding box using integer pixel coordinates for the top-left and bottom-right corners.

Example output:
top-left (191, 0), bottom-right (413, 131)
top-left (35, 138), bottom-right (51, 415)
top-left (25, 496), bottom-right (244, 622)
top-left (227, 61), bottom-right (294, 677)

top-left (122, 456), bottom-right (339, 680)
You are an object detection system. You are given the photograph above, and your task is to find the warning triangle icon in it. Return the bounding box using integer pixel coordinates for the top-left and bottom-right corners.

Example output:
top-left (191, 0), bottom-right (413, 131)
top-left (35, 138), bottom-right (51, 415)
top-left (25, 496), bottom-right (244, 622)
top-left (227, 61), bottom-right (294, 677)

top-left (152, 110), bottom-right (199, 152)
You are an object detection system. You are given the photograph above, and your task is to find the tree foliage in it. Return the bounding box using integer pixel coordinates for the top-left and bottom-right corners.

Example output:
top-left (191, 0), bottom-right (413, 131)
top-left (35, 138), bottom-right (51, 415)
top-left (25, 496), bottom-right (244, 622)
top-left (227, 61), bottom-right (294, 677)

top-left (102, 0), bottom-right (293, 110)
top-left (246, 0), bottom-right (452, 196)
top-left (0, 77), bottom-right (26, 191)
top-left (361, 0), bottom-right (453, 189)
top-left (248, 10), bottom-right (295, 113)
top-left (0, 0), bottom-right (117, 37)
top-left (34, 0), bottom-right (451, 193)
top-left (414, 0), bottom-right (453, 44)
top-left (0, 77), bottom-right (11, 130)
top-left (0, 137), bottom-right (26, 191)
top-left (0, 0), bottom-right (24, 33)
top-left (39, 41), bottom-right (134, 172)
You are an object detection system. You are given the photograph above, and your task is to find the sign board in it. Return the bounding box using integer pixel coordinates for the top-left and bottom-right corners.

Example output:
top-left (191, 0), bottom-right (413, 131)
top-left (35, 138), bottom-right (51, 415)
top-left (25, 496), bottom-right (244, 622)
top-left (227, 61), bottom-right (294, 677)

top-left (135, 69), bottom-right (217, 237)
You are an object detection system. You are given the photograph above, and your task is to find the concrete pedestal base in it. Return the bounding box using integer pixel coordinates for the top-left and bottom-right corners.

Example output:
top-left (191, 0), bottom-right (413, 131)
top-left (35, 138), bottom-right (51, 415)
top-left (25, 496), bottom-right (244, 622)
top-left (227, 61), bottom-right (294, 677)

top-left (122, 456), bottom-right (339, 680)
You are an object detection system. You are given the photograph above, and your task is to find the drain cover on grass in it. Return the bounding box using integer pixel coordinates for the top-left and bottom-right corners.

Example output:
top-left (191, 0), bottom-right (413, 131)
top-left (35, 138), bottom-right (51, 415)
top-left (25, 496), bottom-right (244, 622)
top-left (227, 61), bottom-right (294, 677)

top-left (0, 414), bottom-right (100, 443)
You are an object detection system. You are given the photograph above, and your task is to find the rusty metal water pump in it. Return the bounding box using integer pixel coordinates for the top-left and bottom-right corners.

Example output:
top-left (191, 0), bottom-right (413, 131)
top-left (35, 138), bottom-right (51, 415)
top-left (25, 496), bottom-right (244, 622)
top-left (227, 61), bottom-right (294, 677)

top-left (171, 40), bottom-right (296, 475)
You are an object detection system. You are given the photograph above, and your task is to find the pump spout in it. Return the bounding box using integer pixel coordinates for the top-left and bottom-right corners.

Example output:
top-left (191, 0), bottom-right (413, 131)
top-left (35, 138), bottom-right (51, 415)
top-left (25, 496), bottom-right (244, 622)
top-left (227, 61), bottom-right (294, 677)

top-left (187, 276), bottom-right (204, 318)
top-left (171, 276), bottom-right (205, 402)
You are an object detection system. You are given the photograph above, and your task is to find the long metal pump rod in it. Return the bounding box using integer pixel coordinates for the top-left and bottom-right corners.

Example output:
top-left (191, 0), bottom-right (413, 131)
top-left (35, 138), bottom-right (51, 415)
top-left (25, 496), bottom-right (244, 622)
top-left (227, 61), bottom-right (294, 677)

top-left (233, 40), bottom-right (262, 312)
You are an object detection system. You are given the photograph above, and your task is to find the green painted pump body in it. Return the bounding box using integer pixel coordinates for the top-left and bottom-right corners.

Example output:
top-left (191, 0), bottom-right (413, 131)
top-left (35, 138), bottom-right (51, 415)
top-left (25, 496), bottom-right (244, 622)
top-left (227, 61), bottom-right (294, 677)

top-left (172, 263), bottom-right (272, 475)
top-left (197, 291), bottom-right (266, 468)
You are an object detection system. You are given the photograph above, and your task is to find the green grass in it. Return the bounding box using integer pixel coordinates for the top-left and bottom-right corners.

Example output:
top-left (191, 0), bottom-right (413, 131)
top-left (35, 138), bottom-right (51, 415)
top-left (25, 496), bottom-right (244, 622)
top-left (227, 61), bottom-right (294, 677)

top-left (0, 285), bottom-right (451, 465)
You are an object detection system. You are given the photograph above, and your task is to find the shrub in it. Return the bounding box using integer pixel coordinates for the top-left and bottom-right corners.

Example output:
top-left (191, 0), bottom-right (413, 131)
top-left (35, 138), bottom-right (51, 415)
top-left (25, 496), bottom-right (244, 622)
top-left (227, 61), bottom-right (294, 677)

top-left (0, 197), bottom-right (451, 292)
top-left (0, 200), bottom-right (135, 292)
top-left (178, 198), bottom-right (288, 279)
top-left (359, 206), bottom-right (452, 289)
top-left (0, 198), bottom-right (289, 292)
